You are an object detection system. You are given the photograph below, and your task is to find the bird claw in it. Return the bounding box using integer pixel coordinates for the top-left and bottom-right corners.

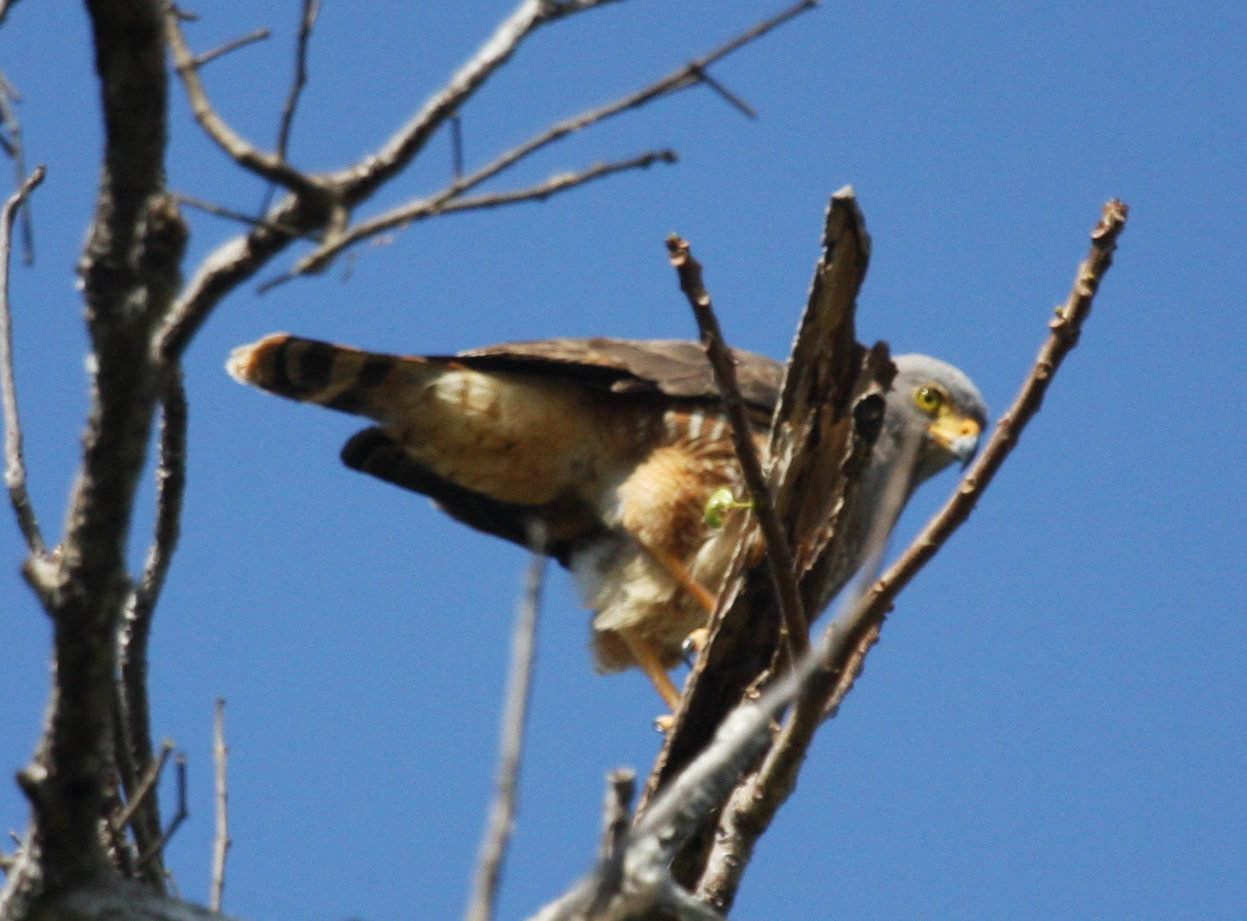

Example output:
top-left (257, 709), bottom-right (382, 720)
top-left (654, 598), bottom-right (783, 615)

top-left (654, 713), bottom-right (676, 733)
top-left (680, 627), bottom-right (710, 666)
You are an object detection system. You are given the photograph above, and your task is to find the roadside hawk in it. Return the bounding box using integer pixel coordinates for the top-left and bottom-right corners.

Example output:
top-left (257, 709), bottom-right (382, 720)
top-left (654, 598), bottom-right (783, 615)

top-left (228, 334), bottom-right (986, 709)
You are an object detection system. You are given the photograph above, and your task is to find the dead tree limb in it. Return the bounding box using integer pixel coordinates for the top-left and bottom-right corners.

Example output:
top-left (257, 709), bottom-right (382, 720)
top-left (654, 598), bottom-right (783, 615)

top-left (525, 197), bottom-right (1126, 921)
top-left (0, 165), bottom-right (45, 558)
top-left (667, 234), bottom-right (808, 663)
top-left (288, 0), bottom-right (818, 280)
top-left (691, 199), bottom-right (1129, 913)
top-left (465, 547), bottom-right (546, 921)
top-left (210, 701), bottom-right (230, 913)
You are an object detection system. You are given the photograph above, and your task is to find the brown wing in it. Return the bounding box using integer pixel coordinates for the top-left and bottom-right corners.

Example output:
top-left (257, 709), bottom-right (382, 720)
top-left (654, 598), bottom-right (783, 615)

top-left (230, 334), bottom-right (779, 567)
top-left (344, 338), bottom-right (785, 565)
top-left (454, 338), bottom-right (782, 416)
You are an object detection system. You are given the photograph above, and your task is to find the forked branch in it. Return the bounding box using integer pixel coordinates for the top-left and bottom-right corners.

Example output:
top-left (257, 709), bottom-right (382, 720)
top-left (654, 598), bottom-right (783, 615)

top-left (288, 0), bottom-right (817, 280)
top-left (691, 199), bottom-right (1130, 912)
top-left (282, 151), bottom-right (677, 284)
top-left (329, 0), bottom-right (631, 202)
top-left (164, 3), bottom-right (323, 198)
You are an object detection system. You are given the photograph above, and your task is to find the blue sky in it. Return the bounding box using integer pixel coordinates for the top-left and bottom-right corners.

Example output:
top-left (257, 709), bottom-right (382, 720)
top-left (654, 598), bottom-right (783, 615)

top-left (2, 1), bottom-right (1245, 919)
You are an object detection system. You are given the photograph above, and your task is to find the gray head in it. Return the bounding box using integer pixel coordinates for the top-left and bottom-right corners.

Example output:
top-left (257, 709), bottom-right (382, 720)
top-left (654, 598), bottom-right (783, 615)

top-left (885, 354), bottom-right (988, 485)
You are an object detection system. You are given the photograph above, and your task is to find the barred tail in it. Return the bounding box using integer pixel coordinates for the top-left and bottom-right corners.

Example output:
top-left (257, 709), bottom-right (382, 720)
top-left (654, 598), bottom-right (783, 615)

top-left (227, 333), bottom-right (421, 420)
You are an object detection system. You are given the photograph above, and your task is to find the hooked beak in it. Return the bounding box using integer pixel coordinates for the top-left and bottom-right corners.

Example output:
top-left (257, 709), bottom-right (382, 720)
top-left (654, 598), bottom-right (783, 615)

top-left (928, 413), bottom-right (982, 468)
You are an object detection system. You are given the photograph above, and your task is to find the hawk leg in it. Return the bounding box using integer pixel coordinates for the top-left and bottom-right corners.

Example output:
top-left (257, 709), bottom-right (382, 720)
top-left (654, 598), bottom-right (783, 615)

top-left (637, 541), bottom-right (717, 614)
top-left (618, 628), bottom-right (684, 712)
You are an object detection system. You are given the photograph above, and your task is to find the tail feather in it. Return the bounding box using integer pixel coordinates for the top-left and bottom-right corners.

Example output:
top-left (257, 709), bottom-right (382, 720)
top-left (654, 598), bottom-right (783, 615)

top-left (227, 333), bottom-right (419, 419)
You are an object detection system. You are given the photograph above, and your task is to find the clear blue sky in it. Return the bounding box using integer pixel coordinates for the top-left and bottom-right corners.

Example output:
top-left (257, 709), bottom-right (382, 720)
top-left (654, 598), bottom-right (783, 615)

top-left (2, 2), bottom-right (1244, 919)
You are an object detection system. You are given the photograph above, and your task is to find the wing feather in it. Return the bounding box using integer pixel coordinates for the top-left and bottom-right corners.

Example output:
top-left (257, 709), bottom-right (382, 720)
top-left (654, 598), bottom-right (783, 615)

top-left (454, 338), bottom-right (782, 415)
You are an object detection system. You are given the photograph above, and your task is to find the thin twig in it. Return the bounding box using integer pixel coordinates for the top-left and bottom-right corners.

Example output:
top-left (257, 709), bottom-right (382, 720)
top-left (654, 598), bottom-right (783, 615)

top-left (173, 192), bottom-right (301, 235)
top-left (667, 234), bottom-right (808, 658)
top-left (693, 68), bottom-right (757, 119)
top-left (110, 683), bottom-right (141, 873)
top-left (261, 0), bottom-right (321, 213)
top-left (465, 537), bottom-right (546, 921)
top-left (440, 0), bottom-right (811, 199)
top-left (856, 200), bottom-right (1130, 629)
top-left (163, 4), bottom-right (324, 197)
top-left (524, 769), bottom-right (636, 921)
top-left (331, 0), bottom-right (629, 202)
top-left (586, 769), bottom-right (636, 917)
top-left (0, 164), bottom-right (45, 558)
top-left (135, 753), bottom-right (189, 872)
top-left (313, 0), bottom-right (816, 272)
top-left (163, 0), bottom-right (814, 348)
top-left (209, 699), bottom-right (230, 913)
top-left (0, 76), bottom-right (34, 265)
top-left (691, 199), bottom-right (1130, 912)
top-left (112, 740), bottom-right (174, 834)
top-left (275, 150), bottom-right (675, 287)
top-left (192, 27), bottom-right (270, 68)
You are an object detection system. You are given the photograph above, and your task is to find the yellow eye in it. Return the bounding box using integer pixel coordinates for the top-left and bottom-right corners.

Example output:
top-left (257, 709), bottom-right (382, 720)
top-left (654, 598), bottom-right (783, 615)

top-left (913, 385), bottom-right (946, 415)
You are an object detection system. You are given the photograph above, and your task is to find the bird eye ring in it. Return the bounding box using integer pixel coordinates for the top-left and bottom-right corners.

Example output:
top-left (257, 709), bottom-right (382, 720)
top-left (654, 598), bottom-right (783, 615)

top-left (913, 385), bottom-right (946, 415)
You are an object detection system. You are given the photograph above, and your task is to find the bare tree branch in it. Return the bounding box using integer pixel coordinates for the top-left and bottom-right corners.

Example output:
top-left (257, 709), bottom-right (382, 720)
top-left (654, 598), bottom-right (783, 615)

top-left (466, 543), bottom-right (546, 921)
top-left (328, 0), bottom-right (629, 203)
top-left (281, 150), bottom-right (676, 285)
top-left (301, 0), bottom-right (817, 278)
top-left (160, 1), bottom-right (811, 354)
top-left (172, 193), bottom-right (300, 235)
top-left (111, 741), bottom-right (173, 838)
top-left (451, 114), bottom-right (465, 178)
top-left (113, 367), bottom-right (188, 888)
top-left (9, 1), bottom-right (189, 906)
top-left (192, 27), bottom-right (270, 69)
top-left (261, 0), bottom-right (321, 215)
top-left (0, 164), bottom-right (45, 558)
top-left (0, 74), bottom-right (34, 265)
top-left (691, 69), bottom-right (756, 119)
top-left (163, 4), bottom-right (324, 198)
top-left (134, 754), bottom-right (188, 874)
top-left (859, 198), bottom-right (1129, 616)
top-left (641, 189), bottom-right (879, 822)
top-left (587, 769), bottom-right (636, 917)
top-left (209, 700), bottom-right (230, 914)
top-left (667, 233), bottom-right (808, 667)
top-left (440, 0), bottom-right (813, 201)
top-left (154, 193), bottom-right (307, 363)
top-left (690, 199), bottom-right (1130, 912)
